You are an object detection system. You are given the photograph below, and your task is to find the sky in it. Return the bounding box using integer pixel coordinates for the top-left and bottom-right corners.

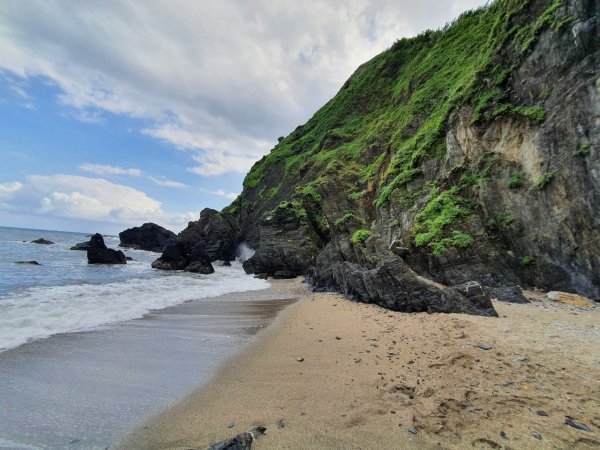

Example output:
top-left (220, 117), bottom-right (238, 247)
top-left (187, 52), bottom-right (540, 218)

top-left (0, 0), bottom-right (488, 234)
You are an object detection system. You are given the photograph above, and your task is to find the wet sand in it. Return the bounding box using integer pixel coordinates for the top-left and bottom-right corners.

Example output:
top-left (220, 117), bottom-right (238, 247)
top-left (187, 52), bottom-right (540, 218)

top-left (0, 284), bottom-right (296, 450)
top-left (121, 280), bottom-right (600, 450)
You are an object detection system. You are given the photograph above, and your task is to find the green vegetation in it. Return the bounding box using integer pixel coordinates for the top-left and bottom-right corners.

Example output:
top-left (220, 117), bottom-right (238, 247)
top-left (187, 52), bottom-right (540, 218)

top-left (574, 142), bottom-right (591, 157)
top-left (521, 255), bottom-right (536, 266)
top-left (414, 186), bottom-right (472, 252)
top-left (352, 229), bottom-right (373, 245)
top-left (508, 170), bottom-right (524, 188)
top-left (335, 210), bottom-right (362, 227)
top-left (500, 214), bottom-right (515, 227)
top-left (536, 171), bottom-right (555, 189)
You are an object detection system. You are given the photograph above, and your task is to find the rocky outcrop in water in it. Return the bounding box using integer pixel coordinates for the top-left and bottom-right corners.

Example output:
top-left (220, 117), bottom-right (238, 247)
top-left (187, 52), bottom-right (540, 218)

top-left (151, 242), bottom-right (214, 274)
top-left (31, 238), bottom-right (54, 245)
top-left (118, 222), bottom-right (176, 252)
top-left (157, 0), bottom-right (599, 315)
top-left (86, 233), bottom-right (127, 265)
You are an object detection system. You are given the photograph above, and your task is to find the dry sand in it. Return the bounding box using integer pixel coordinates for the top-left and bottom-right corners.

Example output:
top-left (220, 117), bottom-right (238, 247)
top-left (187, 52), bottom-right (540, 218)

top-left (120, 280), bottom-right (600, 450)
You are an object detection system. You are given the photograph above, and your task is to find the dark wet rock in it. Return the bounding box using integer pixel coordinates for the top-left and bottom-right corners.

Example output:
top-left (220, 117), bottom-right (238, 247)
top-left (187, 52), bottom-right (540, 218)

top-left (565, 416), bottom-right (592, 432)
top-left (209, 426), bottom-right (266, 450)
top-left (533, 432), bottom-right (542, 441)
top-left (221, 260), bottom-right (232, 266)
top-left (125, 256), bottom-right (133, 261)
top-left (14, 260), bottom-right (40, 265)
top-left (118, 222), bottom-right (176, 253)
top-left (537, 410), bottom-right (549, 417)
top-left (184, 259), bottom-right (215, 275)
top-left (31, 238), bottom-right (53, 245)
top-left (489, 286), bottom-right (529, 304)
top-left (70, 241), bottom-right (92, 251)
top-left (273, 270), bottom-right (296, 279)
top-left (86, 233), bottom-right (127, 264)
top-left (151, 243), bottom-right (190, 270)
top-left (255, 273), bottom-right (268, 279)
top-left (177, 208), bottom-right (238, 262)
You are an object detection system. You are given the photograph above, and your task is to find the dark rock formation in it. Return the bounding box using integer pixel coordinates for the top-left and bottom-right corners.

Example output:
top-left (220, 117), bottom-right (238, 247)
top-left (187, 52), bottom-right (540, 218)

top-left (70, 240), bottom-right (93, 251)
top-left (489, 286), bottom-right (529, 304)
top-left (151, 243), bottom-right (190, 270)
top-left (118, 222), bottom-right (176, 252)
top-left (31, 238), bottom-right (53, 245)
top-left (151, 242), bottom-right (214, 273)
top-left (15, 260), bottom-right (40, 265)
top-left (177, 208), bottom-right (238, 261)
top-left (86, 233), bottom-right (127, 265)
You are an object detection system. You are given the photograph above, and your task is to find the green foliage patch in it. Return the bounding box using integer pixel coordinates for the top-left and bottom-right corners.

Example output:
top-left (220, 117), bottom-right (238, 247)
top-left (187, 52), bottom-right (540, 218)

top-left (352, 229), bottom-right (373, 245)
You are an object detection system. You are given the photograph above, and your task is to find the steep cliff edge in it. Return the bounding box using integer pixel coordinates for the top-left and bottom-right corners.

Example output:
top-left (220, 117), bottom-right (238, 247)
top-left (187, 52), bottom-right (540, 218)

top-left (159, 0), bottom-right (599, 314)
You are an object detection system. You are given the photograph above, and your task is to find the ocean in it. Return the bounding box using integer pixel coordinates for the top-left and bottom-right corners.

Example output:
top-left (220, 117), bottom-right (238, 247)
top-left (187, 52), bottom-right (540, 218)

top-left (0, 226), bottom-right (289, 449)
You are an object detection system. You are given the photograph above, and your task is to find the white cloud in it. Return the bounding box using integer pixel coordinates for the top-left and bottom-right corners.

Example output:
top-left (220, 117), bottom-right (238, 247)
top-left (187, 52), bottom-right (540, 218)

top-left (148, 176), bottom-right (186, 189)
top-left (200, 188), bottom-right (239, 200)
top-left (0, 0), bottom-right (487, 177)
top-left (79, 163), bottom-right (143, 177)
top-left (0, 175), bottom-right (195, 231)
top-left (0, 181), bottom-right (23, 196)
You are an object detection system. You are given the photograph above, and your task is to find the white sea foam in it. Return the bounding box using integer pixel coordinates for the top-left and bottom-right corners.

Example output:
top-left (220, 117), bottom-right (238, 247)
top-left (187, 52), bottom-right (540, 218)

top-left (0, 263), bottom-right (269, 352)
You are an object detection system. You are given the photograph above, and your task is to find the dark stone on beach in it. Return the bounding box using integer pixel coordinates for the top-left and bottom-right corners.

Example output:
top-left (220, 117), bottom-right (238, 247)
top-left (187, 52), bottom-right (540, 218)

top-left (15, 260), bottom-right (40, 265)
top-left (152, 243), bottom-right (190, 270)
top-left (31, 238), bottom-right (54, 245)
top-left (273, 270), bottom-right (296, 279)
top-left (118, 222), bottom-right (176, 253)
top-left (408, 428), bottom-right (417, 434)
top-left (564, 416), bottom-right (591, 432)
top-left (221, 260), bottom-right (232, 266)
top-left (277, 419), bottom-right (285, 429)
top-left (255, 273), bottom-right (268, 279)
top-left (537, 410), bottom-right (549, 417)
top-left (86, 233), bottom-right (127, 264)
top-left (227, 421), bottom-right (235, 429)
top-left (209, 426), bottom-right (266, 450)
top-left (489, 286), bottom-right (529, 304)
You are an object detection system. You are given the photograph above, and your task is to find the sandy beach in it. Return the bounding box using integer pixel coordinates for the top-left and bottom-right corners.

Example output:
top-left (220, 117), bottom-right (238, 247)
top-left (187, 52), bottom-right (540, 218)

top-left (120, 280), bottom-right (600, 450)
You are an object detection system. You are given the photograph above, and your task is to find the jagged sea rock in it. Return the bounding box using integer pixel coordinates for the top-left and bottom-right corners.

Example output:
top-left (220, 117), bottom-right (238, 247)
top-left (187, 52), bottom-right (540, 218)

top-left (489, 286), bottom-right (530, 304)
top-left (70, 241), bottom-right (92, 251)
top-left (118, 222), bottom-right (176, 252)
top-left (151, 243), bottom-right (190, 270)
top-left (86, 233), bottom-right (127, 265)
top-left (177, 208), bottom-right (237, 261)
top-left (31, 238), bottom-right (54, 245)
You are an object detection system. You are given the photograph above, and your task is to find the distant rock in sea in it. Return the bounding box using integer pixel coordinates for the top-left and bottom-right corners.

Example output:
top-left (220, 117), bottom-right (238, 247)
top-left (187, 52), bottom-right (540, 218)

top-left (86, 233), bottom-right (127, 265)
top-left (70, 239), bottom-right (94, 250)
top-left (15, 260), bottom-right (41, 265)
top-left (119, 222), bottom-right (176, 253)
top-left (31, 238), bottom-right (54, 245)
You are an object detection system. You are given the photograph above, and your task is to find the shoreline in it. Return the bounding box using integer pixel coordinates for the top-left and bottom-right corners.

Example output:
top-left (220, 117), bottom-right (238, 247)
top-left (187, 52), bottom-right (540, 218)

top-left (120, 280), bottom-right (600, 450)
top-left (0, 280), bottom-right (299, 450)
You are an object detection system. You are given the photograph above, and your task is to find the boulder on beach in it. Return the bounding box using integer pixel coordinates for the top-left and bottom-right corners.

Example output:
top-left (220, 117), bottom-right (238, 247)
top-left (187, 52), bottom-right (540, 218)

top-left (118, 222), bottom-right (176, 253)
top-left (31, 238), bottom-right (54, 245)
top-left (86, 233), bottom-right (127, 265)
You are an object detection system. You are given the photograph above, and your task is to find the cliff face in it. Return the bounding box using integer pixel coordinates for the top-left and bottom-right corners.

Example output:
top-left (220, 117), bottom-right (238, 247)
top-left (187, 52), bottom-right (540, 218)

top-left (165, 0), bottom-right (599, 314)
